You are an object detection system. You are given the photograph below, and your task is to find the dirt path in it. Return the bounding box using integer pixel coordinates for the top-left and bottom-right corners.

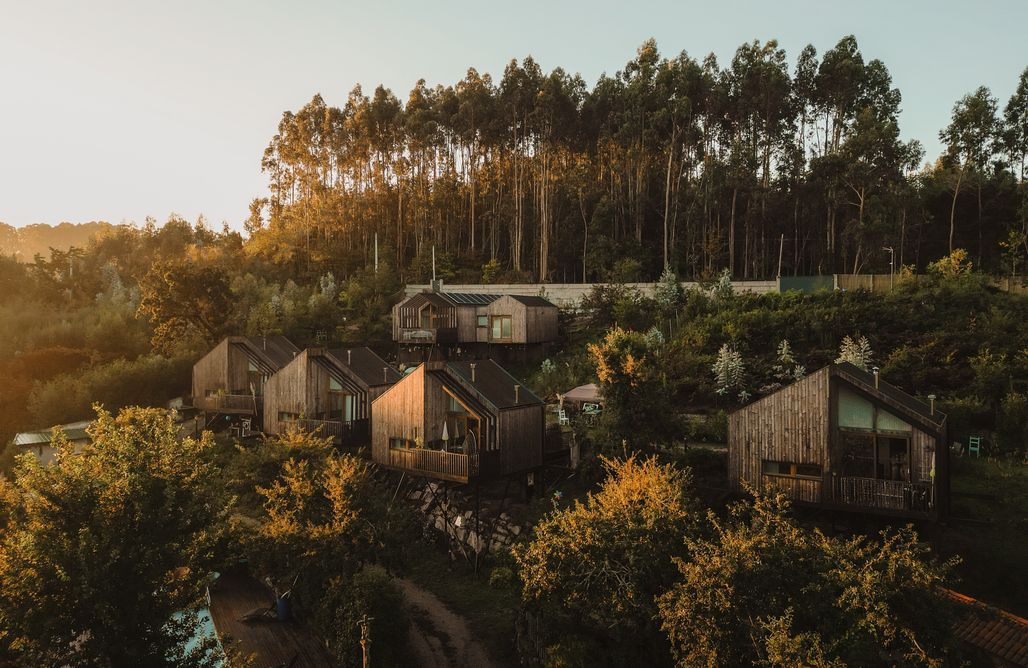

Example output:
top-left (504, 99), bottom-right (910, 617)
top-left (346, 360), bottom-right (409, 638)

top-left (395, 578), bottom-right (495, 668)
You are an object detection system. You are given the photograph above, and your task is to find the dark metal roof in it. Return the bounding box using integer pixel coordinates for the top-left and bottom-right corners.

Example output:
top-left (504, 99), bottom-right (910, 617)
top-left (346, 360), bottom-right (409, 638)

top-left (440, 292), bottom-right (501, 306)
top-left (443, 360), bottom-right (543, 409)
top-left (326, 347), bottom-right (401, 387)
top-left (834, 362), bottom-right (944, 426)
top-left (506, 294), bottom-right (556, 307)
top-left (244, 335), bottom-right (299, 369)
top-left (404, 292), bottom-right (455, 309)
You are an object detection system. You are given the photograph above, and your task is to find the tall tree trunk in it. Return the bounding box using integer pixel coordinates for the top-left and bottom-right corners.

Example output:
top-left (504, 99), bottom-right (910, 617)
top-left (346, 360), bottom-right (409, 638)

top-left (949, 166), bottom-right (965, 253)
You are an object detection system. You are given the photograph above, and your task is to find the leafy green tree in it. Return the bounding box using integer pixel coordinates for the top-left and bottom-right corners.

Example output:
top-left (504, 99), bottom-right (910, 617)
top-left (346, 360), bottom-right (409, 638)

top-left (712, 343), bottom-right (747, 401)
top-left (654, 265), bottom-right (685, 315)
top-left (940, 87), bottom-right (1000, 254)
top-left (137, 261), bottom-right (233, 353)
top-left (0, 407), bottom-right (225, 667)
top-left (588, 326), bottom-right (677, 448)
top-left (514, 456), bottom-right (697, 665)
top-left (1002, 66), bottom-right (1028, 180)
top-left (835, 334), bottom-right (873, 370)
top-left (658, 491), bottom-right (959, 667)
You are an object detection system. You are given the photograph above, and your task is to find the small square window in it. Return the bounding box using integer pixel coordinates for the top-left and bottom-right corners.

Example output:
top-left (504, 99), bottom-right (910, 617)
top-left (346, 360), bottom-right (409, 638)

top-left (477, 315), bottom-right (488, 327)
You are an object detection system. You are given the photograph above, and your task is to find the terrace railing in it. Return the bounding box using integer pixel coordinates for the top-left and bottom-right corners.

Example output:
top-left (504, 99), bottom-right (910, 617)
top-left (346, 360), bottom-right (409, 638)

top-left (834, 476), bottom-right (933, 513)
top-left (388, 445), bottom-right (478, 480)
top-left (209, 394), bottom-right (259, 412)
top-left (285, 418), bottom-right (369, 445)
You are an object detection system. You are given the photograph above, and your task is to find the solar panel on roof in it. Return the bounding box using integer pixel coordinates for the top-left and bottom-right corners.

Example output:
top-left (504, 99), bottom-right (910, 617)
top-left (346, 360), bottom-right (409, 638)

top-left (441, 292), bottom-right (501, 305)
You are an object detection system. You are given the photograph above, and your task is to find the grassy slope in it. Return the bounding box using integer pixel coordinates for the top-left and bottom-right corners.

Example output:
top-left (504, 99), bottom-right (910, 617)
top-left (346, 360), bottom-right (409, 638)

top-left (939, 457), bottom-right (1028, 616)
top-left (403, 549), bottom-right (521, 668)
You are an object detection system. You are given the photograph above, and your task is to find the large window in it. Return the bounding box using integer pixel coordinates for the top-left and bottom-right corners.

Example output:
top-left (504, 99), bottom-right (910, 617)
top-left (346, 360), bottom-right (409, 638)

top-left (491, 316), bottom-right (512, 341)
top-left (420, 304), bottom-right (437, 329)
top-left (836, 387), bottom-right (912, 482)
top-left (328, 378), bottom-right (354, 422)
top-left (247, 361), bottom-right (265, 396)
top-left (762, 461), bottom-right (822, 479)
top-left (444, 390), bottom-right (480, 454)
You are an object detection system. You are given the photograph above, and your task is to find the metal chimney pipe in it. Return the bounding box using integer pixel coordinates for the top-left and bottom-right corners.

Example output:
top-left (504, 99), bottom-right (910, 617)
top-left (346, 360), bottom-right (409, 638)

top-left (383, 367), bottom-right (388, 383)
top-left (872, 366), bottom-right (880, 389)
top-left (928, 394), bottom-right (936, 415)
top-left (347, 349), bottom-right (352, 365)
top-left (470, 363), bottom-right (477, 382)
top-left (514, 384), bottom-right (520, 404)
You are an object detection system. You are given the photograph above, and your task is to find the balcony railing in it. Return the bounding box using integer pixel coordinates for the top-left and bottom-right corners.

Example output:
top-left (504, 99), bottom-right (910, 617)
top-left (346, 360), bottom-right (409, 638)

top-left (284, 418), bottom-right (369, 445)
top-left (389, 447), bottom-right (473, 480)
top-left (398, 327), bottom-right (457, 344)
top-left (208, 393), bottom-right (260, 412)
top-left (833, 476), bottom-right (933, 513)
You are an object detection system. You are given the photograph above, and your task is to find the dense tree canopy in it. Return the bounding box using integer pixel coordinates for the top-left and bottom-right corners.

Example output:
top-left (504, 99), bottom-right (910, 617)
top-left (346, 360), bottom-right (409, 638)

top-left (0, 407), bottom-right (225, 666)
top-left (248, 40), bottom-right (1027, 283)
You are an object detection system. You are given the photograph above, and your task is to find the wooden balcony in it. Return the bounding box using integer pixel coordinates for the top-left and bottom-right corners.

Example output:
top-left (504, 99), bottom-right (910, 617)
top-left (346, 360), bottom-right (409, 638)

top-left (205, 393), bottom-right (260, 413)
top-left (398, 327), bottom-right (457, 345)
top-left (832, 476), bottom-right (933, 514)
top-left (388, 447), bottom-right (472, 482)
top-left (285, 418), bottom-right (369, 446)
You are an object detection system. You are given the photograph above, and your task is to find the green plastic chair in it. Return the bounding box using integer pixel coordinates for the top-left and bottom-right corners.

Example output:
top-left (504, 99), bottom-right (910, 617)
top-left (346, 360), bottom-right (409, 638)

top-left (967, 436), bottom-right (982, 458)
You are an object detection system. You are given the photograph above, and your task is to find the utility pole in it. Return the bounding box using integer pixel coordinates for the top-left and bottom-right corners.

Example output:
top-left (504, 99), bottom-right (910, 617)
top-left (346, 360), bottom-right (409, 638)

top-left (776, 234), bottom-right (785, 279)
top-left (882, 246), bottom-right (895, 289)
top-left (358, 615), bottom-right (373, 668)
top-left (432, 245), bottom-right (437, 284)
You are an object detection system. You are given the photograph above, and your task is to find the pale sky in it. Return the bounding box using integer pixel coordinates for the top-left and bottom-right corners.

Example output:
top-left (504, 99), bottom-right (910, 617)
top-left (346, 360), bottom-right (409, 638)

top-left (1, 0), bottom-right (1025, 230)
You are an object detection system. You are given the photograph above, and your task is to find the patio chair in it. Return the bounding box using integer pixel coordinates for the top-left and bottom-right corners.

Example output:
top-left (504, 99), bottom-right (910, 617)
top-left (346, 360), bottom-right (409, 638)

top-left (967, 436), bottom-right (982, 458)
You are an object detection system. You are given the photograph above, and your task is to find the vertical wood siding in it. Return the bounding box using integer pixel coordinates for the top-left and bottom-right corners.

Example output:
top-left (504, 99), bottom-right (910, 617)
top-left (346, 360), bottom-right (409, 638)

top-left (728, 366), bottom-right (829, 502)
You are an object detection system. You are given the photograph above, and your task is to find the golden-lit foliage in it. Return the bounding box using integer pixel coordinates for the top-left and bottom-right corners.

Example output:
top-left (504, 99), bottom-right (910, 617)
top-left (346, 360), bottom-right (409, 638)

top-left (514, 455), bottom-right (696, 632)
top-left (0, 406), bottom-right (224, 666)
top-left (657, 489), bottom-right (959, 667)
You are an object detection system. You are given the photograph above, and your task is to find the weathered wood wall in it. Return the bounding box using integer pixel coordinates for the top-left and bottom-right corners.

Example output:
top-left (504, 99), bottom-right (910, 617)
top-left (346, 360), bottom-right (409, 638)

top-left (524, 303), bottom-right (558, 343)
top-left (498, 405), bottom-right (544, 475)
top-left (728, 366), bottom-right (830, 502)
top-left (371, 364), bottom-right (426, 467)
top-left (192, 338), bottom-right (230, 410)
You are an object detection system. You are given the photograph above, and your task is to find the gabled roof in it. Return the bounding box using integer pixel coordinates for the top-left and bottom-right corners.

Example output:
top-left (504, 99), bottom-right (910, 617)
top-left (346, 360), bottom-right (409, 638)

top-left (442, 360), bottom-right (543, 410)
top-left (833, 362), bottom-right (945, 429)
top-left (326, 347), bottom-right (401, 387)
top-left (440, 292), bottom-right (501, 306)
top-left (241, 335), bottom-right (299, 369)
top-left (946, 589), bottom-right (1028, 666)
top-left (505, 294), bottom-right (556, 307)
top-left (729, 362), bottom-right (945, 433)
top-left (13, 420), bottom-right (92, 447)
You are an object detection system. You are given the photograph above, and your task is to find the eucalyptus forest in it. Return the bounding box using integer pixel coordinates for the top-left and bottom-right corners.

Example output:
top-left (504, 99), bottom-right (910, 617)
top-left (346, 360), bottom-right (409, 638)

top-left (248, 36), bottom-right (1028, 282)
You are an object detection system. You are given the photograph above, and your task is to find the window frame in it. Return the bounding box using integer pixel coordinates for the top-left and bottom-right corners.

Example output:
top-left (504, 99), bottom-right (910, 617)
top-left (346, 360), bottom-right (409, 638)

top-left (490, 315), bottom-right (513, 341)
top-left (761, 460), bottom-right (823, 480)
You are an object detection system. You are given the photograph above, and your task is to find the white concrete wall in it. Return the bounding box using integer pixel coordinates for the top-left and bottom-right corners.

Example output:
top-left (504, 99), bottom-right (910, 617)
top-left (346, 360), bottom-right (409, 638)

top-left (405, 280), bottom-right (779, 308)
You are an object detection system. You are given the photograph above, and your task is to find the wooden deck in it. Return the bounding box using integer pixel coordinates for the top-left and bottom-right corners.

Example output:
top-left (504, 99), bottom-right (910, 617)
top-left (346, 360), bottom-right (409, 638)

top-left (208, 571), bottom-right (335, 667)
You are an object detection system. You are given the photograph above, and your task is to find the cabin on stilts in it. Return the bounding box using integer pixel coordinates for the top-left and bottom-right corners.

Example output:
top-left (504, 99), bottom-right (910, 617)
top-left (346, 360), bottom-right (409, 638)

top-left (191, 336), bottom-right (299, 428)
top-left (728, 362), bottom-right (949, 520)
top-left (371, 359), bottom-right (545, 484)
top-left (392, 289), bottom-right (558, 364)
top-left (262, 346), bottom-right (400, 446)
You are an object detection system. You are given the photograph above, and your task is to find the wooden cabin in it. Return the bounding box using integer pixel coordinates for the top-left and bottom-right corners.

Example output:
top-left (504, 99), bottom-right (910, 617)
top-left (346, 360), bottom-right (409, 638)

top-left (370, 359), bottom-right (544, 484)
top-left (191, 336), bottom-right (299, 423)
top-left (262, 347), bottom-right (400, 445)
top-left (393, 290), bottom-right (558, 363)
top-left (728, 362), bottom-right (948, 520)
